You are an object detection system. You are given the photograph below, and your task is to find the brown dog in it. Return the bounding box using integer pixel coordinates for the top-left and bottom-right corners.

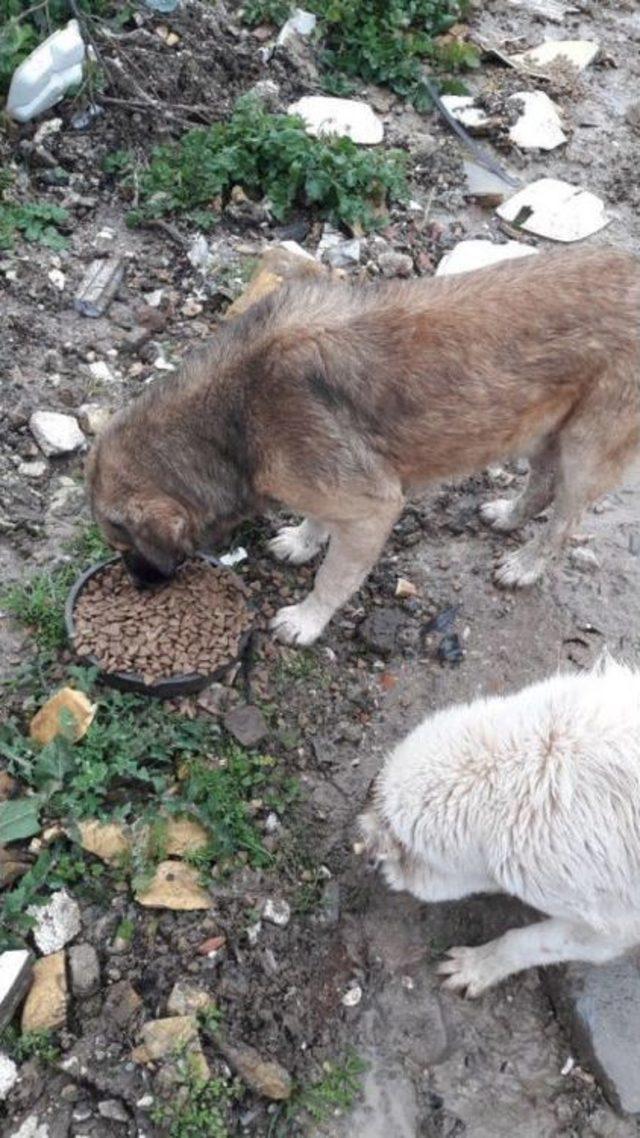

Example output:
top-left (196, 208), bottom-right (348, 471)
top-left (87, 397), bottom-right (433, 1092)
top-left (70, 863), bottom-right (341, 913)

top-left (87, 246), bottom-right (640, 645)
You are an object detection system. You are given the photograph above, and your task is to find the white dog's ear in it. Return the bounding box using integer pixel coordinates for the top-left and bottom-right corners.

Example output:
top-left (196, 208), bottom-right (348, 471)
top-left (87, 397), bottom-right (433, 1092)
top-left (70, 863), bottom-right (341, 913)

top-left (356, 806), bottom-right (396, 869)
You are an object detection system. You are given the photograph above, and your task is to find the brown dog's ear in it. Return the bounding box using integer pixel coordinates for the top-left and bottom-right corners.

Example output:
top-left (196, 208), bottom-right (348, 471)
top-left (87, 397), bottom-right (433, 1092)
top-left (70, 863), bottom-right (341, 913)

top-left (127, 496), bottom-right (196, 576)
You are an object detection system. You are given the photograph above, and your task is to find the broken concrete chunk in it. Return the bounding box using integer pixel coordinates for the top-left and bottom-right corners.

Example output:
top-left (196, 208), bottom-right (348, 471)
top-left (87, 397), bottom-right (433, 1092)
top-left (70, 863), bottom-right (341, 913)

top-left (440, 95), bottom-right (491, 133)
top-left (511, 39), bottom-right (599, 72)
top-left (164, 817), bottom-right (210, 857)
top-left (135, 861), bottom-right (211, 910)
top-left (436, 239), bottom-right (539, 277)
top-left (167, 980), bottom-right (215, 1017)
top-left (135, 1016), bottom-right (209, 1079)
top-left (324, 238), bottom-right (361, 269)
top-left (223, 705), bottom-right (268, 747)
top-left (287, 96), bottom-right (384, 145)
top-left (30, 687), bottom-right (96, 746)
top-left (69, 943), bottom-right (100, 997)
top-left (29, 890), bottom-right (81, 955)
top-left (77, 819), bottom-right (130, 865)
top-left (0, 950), bottom-right (33, 1031)
top-left (29, 412), bottom-right (85, 457)
top-left (0, 1052), bottom-right (18, 1100)
top-left (214, 1036), bottom-right (292, 1100)
top-left (463, 161), bottom-right (517, 206)
top-left (508, 91), bottom-right (566, 150)
top-left (21, 951), bottom-right (67, 1032)
top-left (497, 177), bottom-right (610, 242)
top-left (74, 257), bottom-right (125, 317)
top-left (102, 980), bottom-right (143, 1029)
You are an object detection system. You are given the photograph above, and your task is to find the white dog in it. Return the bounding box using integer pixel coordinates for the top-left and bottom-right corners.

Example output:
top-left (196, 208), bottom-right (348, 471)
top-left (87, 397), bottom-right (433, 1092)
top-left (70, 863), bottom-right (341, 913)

top-left (358, 657), bottom-right (640, 997)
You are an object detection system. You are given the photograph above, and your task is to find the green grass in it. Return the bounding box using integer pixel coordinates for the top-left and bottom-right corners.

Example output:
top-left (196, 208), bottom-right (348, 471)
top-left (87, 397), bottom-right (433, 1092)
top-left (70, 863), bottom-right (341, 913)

top-left (0, 1025), bottom-right (60, 1064)
top-left (269, 1051), bottom-right (366, 1135)
top-left (151, 1056), bottom-right (240, 1138)
top-left (242, 0), bottom-right (479, 107)
top-left (114, 94), bottom-right (407, 233)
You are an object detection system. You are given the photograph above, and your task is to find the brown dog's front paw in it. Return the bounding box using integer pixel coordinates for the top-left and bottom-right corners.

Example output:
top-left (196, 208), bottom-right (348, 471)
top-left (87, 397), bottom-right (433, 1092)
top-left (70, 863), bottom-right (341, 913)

top-left (270, 601), bottom-right (328, 646)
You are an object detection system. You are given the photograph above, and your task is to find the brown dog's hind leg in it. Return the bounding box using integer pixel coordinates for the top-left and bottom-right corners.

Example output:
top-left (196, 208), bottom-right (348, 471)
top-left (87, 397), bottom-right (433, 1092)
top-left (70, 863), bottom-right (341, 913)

top-left (271, 490), bottom-right (403, 645)
top-left (496, 373), bottom-right (640, 588)
top-left (481, 435), bottom-right (559, 534)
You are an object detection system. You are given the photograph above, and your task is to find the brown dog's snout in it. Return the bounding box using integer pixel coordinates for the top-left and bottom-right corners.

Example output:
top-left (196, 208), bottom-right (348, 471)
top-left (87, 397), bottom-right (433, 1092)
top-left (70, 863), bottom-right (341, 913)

top-left (122, 549), bottom-right (179, 589)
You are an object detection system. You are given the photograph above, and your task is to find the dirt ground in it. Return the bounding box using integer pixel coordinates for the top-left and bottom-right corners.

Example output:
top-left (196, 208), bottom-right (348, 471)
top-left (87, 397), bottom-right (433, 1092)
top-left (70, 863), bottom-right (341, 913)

top-left (2, 0), bottom-right (640, 1135)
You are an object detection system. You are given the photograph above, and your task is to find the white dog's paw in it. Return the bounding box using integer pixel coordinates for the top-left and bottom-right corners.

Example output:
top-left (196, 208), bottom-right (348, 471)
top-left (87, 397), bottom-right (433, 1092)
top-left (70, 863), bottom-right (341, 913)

top-left (480, 498), bottom-right (520, 533)
top-left (437, 945), bottom-right (502, 998)
top-left (494, 544), bottom-right (546, 589)
top-left (270, 602), bottom-right (328, 646)
top-left (268, 525), bottom-right (324, 566)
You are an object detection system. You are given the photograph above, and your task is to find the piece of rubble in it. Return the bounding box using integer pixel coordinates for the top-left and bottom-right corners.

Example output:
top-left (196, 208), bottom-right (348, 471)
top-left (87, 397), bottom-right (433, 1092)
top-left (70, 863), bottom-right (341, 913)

top-left (436, 239), bottom-right (539, 277)
top-left (133, 1016), bottom-right (209, 1079)
top-left (77, 403), bottom-right (111, 436)
top-left (29, 411), bottom-right (85, 457)
top-left (11, 1117), bottom-right (50, 1138)
top-left (18, 460), bottom-right (47, 479)
top-left (0, 950), bottom-right (33, 1031)
top-left (463, 161), bottom-right (517, 207)
top-left (135, 861), bottom-right (211, 910)
top-left (509, 91), bottom-right (566, 150)
top-left (510, 39), bottom-right (599, 72)
top-left (262, 898), bottom-right (291, 928)
top-left (395, 578), bottom-right (418, 599)
top-left (378, 250), bottom-right (413, 278)
top-left (507, 0), bottom-right (577, 19)
top-left (167, 980), bottom-right (215, 1017)
top-left (0, 1053), bottom-right (18, 1100)
top-left (102, 980), bottom-right (143, 1029)
top-left (164, 817), bottom-right (210, 857)
top-left (69, 943), bottom-right (100, 997)
top-left (342, 983), bottom-right (362, 1007)
top-left (88, 359), bottom-right (116, 385)
top-left (30, 687), bottom-right (96, 746)
top-left (77, 819), bottom-right (130, 865)
top-left (213, 1036), bottom-right (292, 1100)
top-left (21, 951), bottom-right (67, 1031)
top-left (440, 96), bottom-right (491, 133)
top-left (98, 1100), bottom-right (129, 1123)
top-left (29, 890), bottom-right (81, 955)
top-left (197, 935), bottom-right (227, 959)
top-left (276, 7), bottom-right (316, 47)
top-left (48, 268), bottom-right (65, 291)
top-left (75, 256), bottom-right (124, 317)
top-left (288, 96), bottom-right (384, 145)
top-left (224, 705), bottom-right (268, 747)
top-left (324, 238), bottom-right (361, 269)
top-left (497, 177), bottom-right (610, 242)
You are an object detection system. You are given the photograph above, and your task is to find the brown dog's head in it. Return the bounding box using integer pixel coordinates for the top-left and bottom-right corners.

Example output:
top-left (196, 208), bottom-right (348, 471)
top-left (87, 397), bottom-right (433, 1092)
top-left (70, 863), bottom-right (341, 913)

top-left (86, 433), bottom-right (198, 588)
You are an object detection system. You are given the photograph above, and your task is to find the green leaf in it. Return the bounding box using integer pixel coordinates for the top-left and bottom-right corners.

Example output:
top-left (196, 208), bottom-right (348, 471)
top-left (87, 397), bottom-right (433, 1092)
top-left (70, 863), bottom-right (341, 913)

top-left (0, 797), bottom-right (41, 844)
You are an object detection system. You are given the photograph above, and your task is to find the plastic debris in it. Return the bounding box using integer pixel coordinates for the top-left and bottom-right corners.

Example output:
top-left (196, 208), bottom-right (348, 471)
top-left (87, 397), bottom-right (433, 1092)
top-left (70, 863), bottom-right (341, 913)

top-left (287, 96), bottom-right (384, 145)
top-left (219, 546), bottom-right (248, 567)
top-left (276, 8), bottom-right (316, 47)
top-left (74, 257), bottom-right (125, 317)
top-left (497, 177), bottom-right (610, 242)
top-left (436, 239), bottom-right (538, 277)
top-left (6, 19), bottom-right (85, 123)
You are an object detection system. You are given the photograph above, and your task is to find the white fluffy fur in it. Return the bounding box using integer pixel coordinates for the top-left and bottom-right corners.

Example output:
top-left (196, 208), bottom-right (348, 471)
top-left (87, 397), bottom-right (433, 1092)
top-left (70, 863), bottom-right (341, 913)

top-left (359, 657), bottom-right (640, 996)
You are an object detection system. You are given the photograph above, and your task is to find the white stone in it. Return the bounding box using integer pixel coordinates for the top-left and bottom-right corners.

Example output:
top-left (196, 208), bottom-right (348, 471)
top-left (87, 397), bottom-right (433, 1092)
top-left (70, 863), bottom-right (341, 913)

top-left (497, 177), bottom-right (610, 242)
top-left (440, 95), bottom-right (490, 132)
top-left (277, 240), bottom-right (315, 262)
top-left (0, 950), bottom-right (32, 1031)
top-left (187, 235), bottom-right (214, 274)
top-left (262, 898), bottom-right (291, 928)
top-left (88, 360), bottom-right (116, 385)
top-left (508, 91), bottom-right (566, 151)
top-left (437, 239), bottom-right (539, 278)
top-left (48, 268), bottom-right (66, 291)
top-left (219, 546), bottom-right (248, 567)
top-left (18, 460), bottom-right (48, 479)
top-left (29, 890), bottom-right (81, 955)
top-left (0, 1052), bottom-right (18, 1099)
top-left (342, 983), bottom-right (362, 1007)
top-left (511, 39), bottom-right (599, 72)
top-left (288, 96), bottom-right (384, 145)
top-left (324, 238), bottom-right (361, 269)
top-left (30, 411), bottom-right (85, 457)
top-left (276, 7), bottom-right (316, 47)
top-left (507, 0), bottom-right (577, 19)
top-left (77, 403), bottom-right (111, 435)
top-left (11, 1115), bottom-right (49, 1138)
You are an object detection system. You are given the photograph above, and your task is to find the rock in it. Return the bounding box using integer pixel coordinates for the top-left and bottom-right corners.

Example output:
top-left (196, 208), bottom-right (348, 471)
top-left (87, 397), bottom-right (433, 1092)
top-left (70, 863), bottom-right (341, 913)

top-left (342, 982), bottom-right (362, 1007)
top-left (440, 95), bottom-right (491, 133)
top-left (276, 7), bottom-right (316, 47)
top-left (324, 238), bottom-right (361, 269)
top-left (69, 943), bottom-right (100, 997)
top-left (0, 950), bottom-right (33, 1030)
top-left (463, 161), bottom-right (516, 207)
top-left (497, 178), bottom-right (610, 243)
top-left (101, 981), bottom-right (143, 1030)
top-left (0, 1052), bottom-right (18, 1099)
top-left (21, 951), bottom-right (67, 1031)
top-left (287, 96), bottom-right (384, 145)
top-left (164, 817), bottom-right (210, 857)
top-left (135, 861), bottom-right (211, 910)
top-left (196, 935), bottom-right (227, 959)
top-left (262, 898), bottom-right (291, 928)
top-left (74, 256), bottom-right (125, 318)
top-left (29, 411), bottom-right (85, 457)
top-left (167, 980), bottom-right (215, 1017)
top-left (214, 1035), bottom-right (292, 1100)
top-left (48, 268), bottom-right (65, 291)
top-left (395, 578), bottom-right (417, 599)
top-left (313, 879), bottom-right (341, 927)
top-left (196, 683), bottom-right (229, 717)
top-left (29, 890), bottom-right (81, 955)
top-left (508, 91), bottom-right (566, 151)
top-left (548, 955), bottom-right (640, 1113)
top-left (77, 820), bottom-right (130, 865)
top-left (246, 79), bottom-right (281, 111)
top-left (98, 1099), bottom-right (129, 1123)
top-left (507, 0), bottom-right (576, 19)
top-left (436, 239), bottom-right (538, 277)
top-left (18, 460), bottom-right (48, 479)
top-left (10, 1116), bottom-right (50, 1138)
top-left (511, 39), bottom-right (599, 72)
top-left (358, 608), bottom-right (405, 656)
top-left (377, 250), bottom-right (413, 278)
top-left (30, 687), bottom-right (96, 746)
top-left (570, 546), bottom-right (600, 572)
top-left (77, 403), bottom-right (111, 436)
top-left (223, 705), bottom-right (268, 747)
top-left (134, 1016), bottom-right (209, 1079)
top-left (88, 360), bottom-right (116, 385)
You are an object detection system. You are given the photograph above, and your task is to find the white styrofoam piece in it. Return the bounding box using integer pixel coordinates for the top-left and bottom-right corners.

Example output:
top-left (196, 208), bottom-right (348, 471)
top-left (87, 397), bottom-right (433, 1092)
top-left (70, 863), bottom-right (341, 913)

top-left (287, 96), bottom-right (384, 145)
top-left (508, 91), bottom-right (567, 150)
top-left (436, 239), bottom-right (539, 277)
top-left (510, 39), bottom-right (599, 72)
top-left (440, 95), bottom-right (490, 131)
top-left (497, 177), bottom-right (610, 242)
top-left (6, 19), bottom-right (85, 123)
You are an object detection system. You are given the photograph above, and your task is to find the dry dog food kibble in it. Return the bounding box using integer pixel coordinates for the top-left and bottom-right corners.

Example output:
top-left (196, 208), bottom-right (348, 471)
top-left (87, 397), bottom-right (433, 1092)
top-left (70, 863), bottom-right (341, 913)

top-left (73, 560), bottom-right (253, 684)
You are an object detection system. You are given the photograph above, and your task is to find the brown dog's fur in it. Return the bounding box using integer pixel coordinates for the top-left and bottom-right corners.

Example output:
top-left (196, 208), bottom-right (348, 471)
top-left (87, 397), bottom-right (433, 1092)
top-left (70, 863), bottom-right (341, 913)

top-left (88, 246), bottom-right (640, 644)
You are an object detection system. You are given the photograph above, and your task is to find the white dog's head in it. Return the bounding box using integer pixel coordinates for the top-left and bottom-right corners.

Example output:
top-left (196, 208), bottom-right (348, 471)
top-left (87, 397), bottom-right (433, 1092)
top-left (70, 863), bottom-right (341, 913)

top-left (356, 775), bottom-right (424, 895)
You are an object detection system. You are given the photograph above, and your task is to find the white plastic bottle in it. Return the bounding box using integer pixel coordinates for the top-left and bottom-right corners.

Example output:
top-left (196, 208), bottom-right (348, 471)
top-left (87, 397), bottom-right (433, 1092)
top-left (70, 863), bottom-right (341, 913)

top-left (6, 19), bottom-right (86, 123)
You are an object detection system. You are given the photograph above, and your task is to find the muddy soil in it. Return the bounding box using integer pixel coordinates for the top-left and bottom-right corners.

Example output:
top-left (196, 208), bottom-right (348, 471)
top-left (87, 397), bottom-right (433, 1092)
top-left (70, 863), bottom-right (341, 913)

top-left (2, 0), bottom-right (640, 1135)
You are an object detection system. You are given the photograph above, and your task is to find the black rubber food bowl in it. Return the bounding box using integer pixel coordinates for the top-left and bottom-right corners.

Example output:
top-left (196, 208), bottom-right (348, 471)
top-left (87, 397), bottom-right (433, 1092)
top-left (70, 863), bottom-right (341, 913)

top-left (65, 554), bottom-right (254, 698)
